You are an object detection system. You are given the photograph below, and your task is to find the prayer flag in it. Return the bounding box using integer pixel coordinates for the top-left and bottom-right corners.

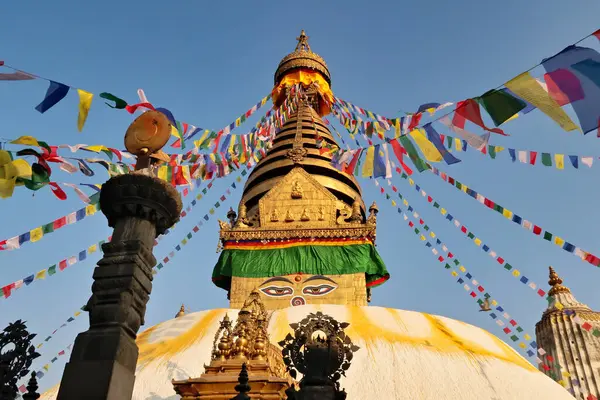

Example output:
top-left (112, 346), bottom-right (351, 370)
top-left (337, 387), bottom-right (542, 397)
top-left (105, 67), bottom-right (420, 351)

top-left (452, 99), bottom-right (506, 135)
top-left (0, 71), bottom-right (35, 80)
top-left (36, 81), bottom-right (70, 114)
top-left (505, 72), bottom-right (578, 131)
top-left (409, 129), bottom-right (442, 162)
top-left (541, 153), bottom-right (552, 166)
top-left (77, 89), bottom-right (94, 132)
top-left (423, 124), bottom-right (461, 165)
top-left (478, 89), bottom-right (527, 126)
top-left (555, 154), bottom-right (565, 169)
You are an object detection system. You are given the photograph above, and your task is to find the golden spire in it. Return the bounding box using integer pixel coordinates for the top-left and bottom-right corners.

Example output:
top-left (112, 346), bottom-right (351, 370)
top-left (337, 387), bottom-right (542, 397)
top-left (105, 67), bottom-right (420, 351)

top-left (295, 30), bottom-right (311, 52)
top-left (175, 304), bottom-right (186, 318)
top-left (274, 30), bottom-right (330, 85)
top-left (548, 266), bottom-right (571, 296)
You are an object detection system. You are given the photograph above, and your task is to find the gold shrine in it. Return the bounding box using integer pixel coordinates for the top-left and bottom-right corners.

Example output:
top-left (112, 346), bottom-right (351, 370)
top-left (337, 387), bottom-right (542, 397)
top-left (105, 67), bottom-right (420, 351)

top-left (172, 291), bottom-right (291, 399)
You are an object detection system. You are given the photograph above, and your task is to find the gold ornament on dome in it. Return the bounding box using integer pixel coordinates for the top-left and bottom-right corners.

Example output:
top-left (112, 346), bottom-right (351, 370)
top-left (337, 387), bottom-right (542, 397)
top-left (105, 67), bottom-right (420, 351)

top-left (274, 30), bottom-right (331, 86)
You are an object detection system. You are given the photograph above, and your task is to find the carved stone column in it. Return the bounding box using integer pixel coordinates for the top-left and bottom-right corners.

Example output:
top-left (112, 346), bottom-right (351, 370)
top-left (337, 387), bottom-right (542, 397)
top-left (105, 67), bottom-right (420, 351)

top-left (57, 173), bottom-right (182, 400)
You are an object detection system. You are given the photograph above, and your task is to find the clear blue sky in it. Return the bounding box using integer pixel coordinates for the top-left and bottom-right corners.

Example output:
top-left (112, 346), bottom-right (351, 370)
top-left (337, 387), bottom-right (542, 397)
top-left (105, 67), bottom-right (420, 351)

top-left (1, 0), bottom-right (599, 393)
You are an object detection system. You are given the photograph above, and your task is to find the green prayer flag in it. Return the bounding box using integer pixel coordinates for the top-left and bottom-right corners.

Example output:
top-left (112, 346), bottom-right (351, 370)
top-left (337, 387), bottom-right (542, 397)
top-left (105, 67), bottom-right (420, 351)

top-left (488, 145), bottom-right (497, 159)
top-left (414, 228), bottom-right (420, 234)
top-left (478, 89), bottom-right (527, 126)
top-left (99, 93), bottom-right (127, 109)
top-left (510, 335), bottom-right (519, 342)
top-left (444, 263), bottom-right (451, 269)
top-left (215, 202), bottom-right (221, 208)
top-left (467, 232), bottom-right (475, 239)
top-left (541, 153), bottom-right (553, 166)
top-left (504, 263), bottom-right (513, 271)
top-left (423, 225), bottom-right (429, 230)
top-left (398, 136), bottom-right (429, 172)
top-left (592, 329), bottom-right (600, 337)
top-left (455, 181), bottom-right (462, 189)
top-left (494, 204), bottom-right (503, 213)
top-left (516, 326), bottom-right (524, 332)
top-left (433, 202), bottom-right (440, 208)
top-left (187, 233), bottom-right (192, 239)
top-left (42, 223), bottom-right (54, 234)
top-left (543, 231), bottom-right (553, 241)
top-left (241, 169), bottom-right (248, 176)
top-left (447, 136), bottom-right (453, 149)
top-left (453, 259), bottom-right (460, 266)
top-left (48, 265), bottom-right (57, 275)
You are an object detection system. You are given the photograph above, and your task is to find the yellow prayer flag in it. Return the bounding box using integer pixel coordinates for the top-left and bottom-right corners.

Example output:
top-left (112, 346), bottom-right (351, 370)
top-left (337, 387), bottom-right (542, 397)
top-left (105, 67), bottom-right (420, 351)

top-left (10, 135), bottom-right (40, 146)
top-left (558, 380), bottom-right (565, 387)
top-left (86, 204), bottom-right (97, 216)
top-left (451, 271), bottom-right (458, 277)
top-left (474, 238), bottom-right (482, 246)
top-left (196, 193), bottom-right (203, 200)
top-left (495, 146), bottom-right (505, 153)
top-left (43, 365), bottom-right (49, 371)
top-left (455, 139), bottom-right (462, 152)
top-left (429, 232), bottom-right (436, 238)
top-left (461, 185), bottom-right (468, 193)
top-left (35, 270), bottom-right (47, 280)
top-left (157, 166), bottom-right (168, 182)
top-left (77, 89), bottom-right (94, 132)
top-left (562, 371), bottom-right (571, 377)
top-left (505, 72), bottom-right (578, 132)
top-left (394, 119), bottom-right (401, 138)
top-left (555, 154), bottom-right (565, 170)
top-left (524, 334), bottom-right (531, 340)
top-left (85, 145), bottom-right (107, 152)
top-left (403, 199), bottom-right (408, 206)
top-left (74, 311), bottom-right (81, 317)
top-left (236, 176), bottom-right (242, 183)
top-left (408, 178), bottom-right (414, 186)
top-left (554, 236), bottom-right (565, 246)
top-left (391, 200), bottom-right (397, 206)
top-left (409, 129), bottom-right (443, 162)
top-left (459, 266), bottom-right (466, 272)
top-left (555, 302), bottom-right (564, 310)
top-left (518, 343), bottom-right (526, 349)
top-left (182, 238), bottom-right (188, 245)
top-left (502, 209), bottom-right (513, 219)
top-left (512, 269), bottom-right (520, 277)
top-left (491, 300), bottom-right (498, 306)
top-left (419, 235), bottom-right (426, 241)
top-left (235, 117), bottom-right (241, 127)
top-left (30, 227), bottom-right (43, 243)
top-left (209, 208), bottom-right (215, 215)
top-left (440, 208), bottom-right (447, 215)
top-left (170, 125), bottom-right (180, 138)
top-left (361, 146), bottom-right (375, 177)
top-left (88, 244), bottom-right (97, 254)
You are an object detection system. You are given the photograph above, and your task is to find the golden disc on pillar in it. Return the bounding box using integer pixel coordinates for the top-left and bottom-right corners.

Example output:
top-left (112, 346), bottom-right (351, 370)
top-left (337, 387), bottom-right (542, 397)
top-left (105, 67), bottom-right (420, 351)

top-left (124, 110), bottom-right (172, 156)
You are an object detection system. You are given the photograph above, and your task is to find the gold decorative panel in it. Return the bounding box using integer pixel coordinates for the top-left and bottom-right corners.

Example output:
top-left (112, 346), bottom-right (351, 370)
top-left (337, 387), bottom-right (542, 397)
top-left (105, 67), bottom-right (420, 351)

top-left (229, 273), bottom-right (368, 310)
top-left (258, 167), bottom-right (340, 228)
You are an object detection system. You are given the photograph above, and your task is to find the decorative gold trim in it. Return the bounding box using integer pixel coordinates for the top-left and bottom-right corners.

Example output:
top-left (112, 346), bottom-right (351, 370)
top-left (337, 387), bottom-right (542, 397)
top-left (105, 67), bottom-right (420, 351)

top-left (219, 225), bottom-right (376, 242)
top-left (274, 30), bottom-right (331, 85)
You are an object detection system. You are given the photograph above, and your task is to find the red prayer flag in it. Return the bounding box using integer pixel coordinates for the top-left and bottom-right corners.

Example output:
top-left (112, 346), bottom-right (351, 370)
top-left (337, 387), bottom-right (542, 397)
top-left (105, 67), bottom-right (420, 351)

top-left (582, 322), bottom-right (593, 331)
top-left (192, 226), bottom-right (199, 233)
top-left (477, 285), bottom-right (484, 292)
top-left (497, 257), bottom-right (505, 264)
top-left (461, 226), bottom-right (467, 233)
top-left (537, 289), bottom-right (546, 297)
top-left (389, 140), bottom-right (413, 175)
top-left (447, 252), bottom-right (454, 258)
top-left (408, 221), bottom-right (414, 227)
top-left (587, 394), bottom-right (598, 400)
top-left (58, 350), bottom-right (65, 356)
top-left (546, 355), bottom-right (554, 362)
top-left (593, 29), bottom-right (600, 42)
top-left (532, 225), bottom-right (542, 235)
top-left (59, 260), bottom-right (68, 271)
top-left (437, 256), bottom-right (444, 262)
top-left (510, 319), bottom-right (517, 326)
top-left (542, 364), bottom-right (551, 371)
top-left (503, 327), bottom-right (511, 334)
top-left (407, 113), bottom-right (422, 131)
top-left (180, 210), bottom-right (187, 218)
top-left (392, 186), bottom-right (397, 192)
top-left (530, 151), bottom-right (538, 165)
top-left (2, 285), bottom-right (12, 298)
top-left (49, 182), bottom-right (67, 200)
top-left (380, 187), bottom-right (384, 194)
top-left (585, 253), bottom-right (600, 267)
top-left (452, 99), bottom-right (507, 135)
top-left (124, 102), bottom-right (155, 114)
top-left (470, 291), bottom-right (477, 298)
top-left (427, 196), bottom-right (433, 202)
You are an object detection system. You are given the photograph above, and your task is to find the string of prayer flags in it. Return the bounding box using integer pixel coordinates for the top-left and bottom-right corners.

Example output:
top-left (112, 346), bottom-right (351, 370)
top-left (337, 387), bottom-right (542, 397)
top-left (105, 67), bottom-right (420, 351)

top-left (0, 197), bottom-right (100, 251)
top-left (0, 238), bottom-right (108, 299)
top-left (429, 166), bottom-right (600, 267)
top-left (542, 45), bottom-right (600, 135)
top-left (392, 170), bottom-right (547, 298)
top-left (374, 179), bottom-right (537, 357)
top-left (35, 306), bottom-right (86, 350)
top-left (171, 94), bottom-right (272, 148)
top-left (26, 344), bottom-right (73, 385)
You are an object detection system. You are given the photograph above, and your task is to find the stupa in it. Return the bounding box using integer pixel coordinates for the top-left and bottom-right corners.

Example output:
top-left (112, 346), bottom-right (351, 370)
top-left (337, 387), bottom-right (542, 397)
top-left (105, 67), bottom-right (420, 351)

top-left (40, 31), bottom-right (572, 400)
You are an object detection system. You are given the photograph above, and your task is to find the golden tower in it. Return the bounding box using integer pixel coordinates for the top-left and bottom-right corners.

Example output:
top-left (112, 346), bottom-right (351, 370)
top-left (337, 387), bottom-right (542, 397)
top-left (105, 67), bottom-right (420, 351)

top-left (212, 30), bottom-right (389, 310)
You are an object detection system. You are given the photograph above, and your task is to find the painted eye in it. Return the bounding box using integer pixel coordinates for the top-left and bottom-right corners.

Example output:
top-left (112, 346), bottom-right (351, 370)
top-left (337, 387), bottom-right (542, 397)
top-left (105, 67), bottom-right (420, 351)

top-left (260, 286), bottom-right (293, 297)
top-left (302, 284), bottom-right (336, 296)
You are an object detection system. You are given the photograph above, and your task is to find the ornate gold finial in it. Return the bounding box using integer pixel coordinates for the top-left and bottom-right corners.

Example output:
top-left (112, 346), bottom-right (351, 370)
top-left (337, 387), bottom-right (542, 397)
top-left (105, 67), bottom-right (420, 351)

top-left (349, 197), bottom-right (362, 223)
top-left (367, 201), bottom-right (379, 225)
top-left (548, 266), bottom-right (571, 296)
top-left (235, 202), bottom-right (249, 228)
top-left (175, 304), bottom-right (186, 318)
top-left (295, 30), bottom-right (311, 52)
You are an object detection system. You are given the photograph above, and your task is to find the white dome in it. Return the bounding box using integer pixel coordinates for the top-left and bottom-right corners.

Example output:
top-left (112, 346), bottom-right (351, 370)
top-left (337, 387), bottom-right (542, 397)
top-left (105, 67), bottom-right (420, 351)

top-left (41, 305), bottom-right (571, 399)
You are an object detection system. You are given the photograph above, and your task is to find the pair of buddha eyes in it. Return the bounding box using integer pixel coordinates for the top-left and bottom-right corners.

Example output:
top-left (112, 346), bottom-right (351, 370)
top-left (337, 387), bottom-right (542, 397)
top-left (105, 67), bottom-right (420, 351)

top-left (260, 284), bottom-right (336, 297)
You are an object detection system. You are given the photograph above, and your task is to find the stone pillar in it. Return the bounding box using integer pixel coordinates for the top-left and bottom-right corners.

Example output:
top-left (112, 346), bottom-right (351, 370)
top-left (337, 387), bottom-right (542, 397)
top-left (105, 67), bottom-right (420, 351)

top-left (57, 173), bottom-right (182, 400)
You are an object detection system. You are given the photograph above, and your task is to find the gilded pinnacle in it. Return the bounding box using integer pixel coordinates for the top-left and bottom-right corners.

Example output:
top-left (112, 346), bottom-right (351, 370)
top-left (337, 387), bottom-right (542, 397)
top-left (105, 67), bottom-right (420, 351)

top-left (548, 266), bottom-right (571, 296)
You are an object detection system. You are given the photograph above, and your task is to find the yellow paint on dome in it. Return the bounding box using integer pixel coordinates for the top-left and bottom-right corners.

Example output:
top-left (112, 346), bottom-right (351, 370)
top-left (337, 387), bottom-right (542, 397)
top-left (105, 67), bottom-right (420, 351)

top-left (137, 309), bottom-right (222, 367)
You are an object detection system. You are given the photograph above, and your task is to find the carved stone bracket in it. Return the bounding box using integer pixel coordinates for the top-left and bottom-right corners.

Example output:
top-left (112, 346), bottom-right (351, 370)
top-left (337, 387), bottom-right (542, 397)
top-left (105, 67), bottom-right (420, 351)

top-left (100, 173), bottom-right (182, 236)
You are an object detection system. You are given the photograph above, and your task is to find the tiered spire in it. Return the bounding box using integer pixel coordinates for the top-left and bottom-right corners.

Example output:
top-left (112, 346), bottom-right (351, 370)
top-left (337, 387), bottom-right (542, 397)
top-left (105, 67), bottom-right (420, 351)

top-left (548, 266), bottom-right (571, 296)
top-left (544, 266), bottom-right (589, 313)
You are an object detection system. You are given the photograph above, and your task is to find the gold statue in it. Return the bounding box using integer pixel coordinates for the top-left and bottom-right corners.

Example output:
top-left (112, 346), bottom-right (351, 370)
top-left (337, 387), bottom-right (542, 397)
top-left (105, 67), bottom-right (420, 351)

top-left (300, 208), bottom-right (310, 221)
top-left (285, 210), bottom-right (295, 222)
top-left (367, 201), bottom-right (379, 225)
top-left (235, 202), bottom-right (249, 228)
top-left (317, 206), bottom-right (325, 221)
top-left (337, 206), bottom-right (351, 225)
top-left (349, 197), bottom-right (362, 223)
top-left (291, 180), bottom-right (303, 199)
top-left (218, 219), bottom-right (230, 231)
top-left (270, 208), bottom-right (280, 222)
